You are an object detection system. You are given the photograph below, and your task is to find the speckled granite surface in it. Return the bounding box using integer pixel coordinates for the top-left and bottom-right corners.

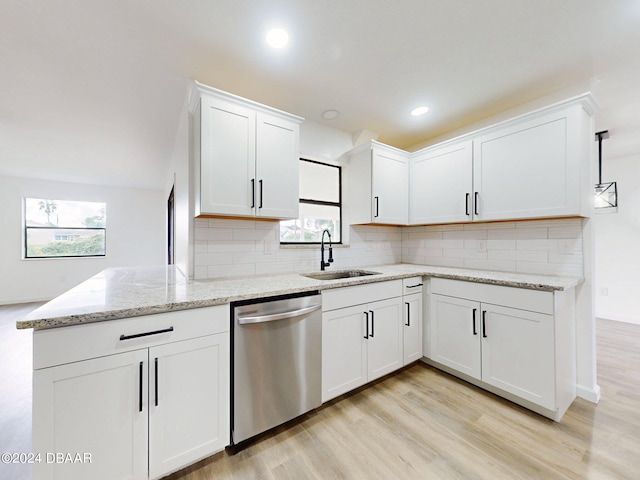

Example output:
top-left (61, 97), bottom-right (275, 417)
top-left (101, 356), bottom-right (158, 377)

top-left (17, 264), bottom-right (582, 330)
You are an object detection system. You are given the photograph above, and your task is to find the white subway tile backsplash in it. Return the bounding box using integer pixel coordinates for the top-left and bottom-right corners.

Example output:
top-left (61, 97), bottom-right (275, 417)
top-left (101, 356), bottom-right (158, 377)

top-left (488, 227), bottom-right (548, 240)
top-left (232, 228), bottom-right (277, 241)
top-left (195, 227), bottom-right (233, 241)
top-left (401, 217), bottom-right (583, 277)
top-left (463, 258), bottom-right (516, 272)
top-left (192, 217), bottom-right (584, 280)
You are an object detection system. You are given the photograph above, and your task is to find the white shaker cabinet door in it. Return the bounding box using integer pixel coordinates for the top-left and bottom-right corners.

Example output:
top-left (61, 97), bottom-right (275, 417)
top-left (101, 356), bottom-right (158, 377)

top-left (372, 147), bottom-right (409, 225)
top-left (366, 297), bottom-right (403, 382)
top-left (255, 112), bottom-right (300, 219)
top-left (148, 333), bottom-right (230, 480)
top-left (472, 107), bottom-right (583, 221)
top-left (322, 305), bottom-right (368, 402)
top-left (403, 292), bottom-right (423, 365)
top-left (431, 294), bottom-right (481, 380)
top-left (480, 304), bottom-right (555, 410)
top-left (199, 96), bottom-right (256, 216)
top-left (33, 350), bottom-right (149, 480)
top-left (410, 139), bottom-right (473, 224)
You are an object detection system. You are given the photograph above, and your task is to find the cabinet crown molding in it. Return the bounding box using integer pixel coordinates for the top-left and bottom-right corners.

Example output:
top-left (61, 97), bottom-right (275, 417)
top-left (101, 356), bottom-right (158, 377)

top-left (188, 81), bottom-right (304, 123)
top-left (411, 92), bottom-right (598, 155)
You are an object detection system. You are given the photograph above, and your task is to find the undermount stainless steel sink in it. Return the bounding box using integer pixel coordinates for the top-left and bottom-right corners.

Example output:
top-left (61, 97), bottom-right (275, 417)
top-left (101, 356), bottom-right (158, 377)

top-left (301, 270), bottom-right (381, 281)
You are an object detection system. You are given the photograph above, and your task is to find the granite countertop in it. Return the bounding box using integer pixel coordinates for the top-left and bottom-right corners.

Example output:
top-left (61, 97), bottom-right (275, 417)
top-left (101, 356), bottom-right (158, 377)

top-left (17, 264), bottom-right (582, 330)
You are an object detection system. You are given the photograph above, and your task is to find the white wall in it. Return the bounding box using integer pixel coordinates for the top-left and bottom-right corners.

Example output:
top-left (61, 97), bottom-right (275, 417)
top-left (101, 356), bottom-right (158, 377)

top-left (0, 175), bottom-right (165, 304)
top-left (165, 83), bottom-right (193, 278)
top-left (595, 153), bottom-right (640, 324)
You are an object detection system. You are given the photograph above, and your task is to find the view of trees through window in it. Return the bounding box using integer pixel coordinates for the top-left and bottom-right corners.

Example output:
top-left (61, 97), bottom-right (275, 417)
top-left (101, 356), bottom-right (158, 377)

top-left (24, 198), bottom-right (107, 258)
top-left (280, 159), bottom-right (342, 243)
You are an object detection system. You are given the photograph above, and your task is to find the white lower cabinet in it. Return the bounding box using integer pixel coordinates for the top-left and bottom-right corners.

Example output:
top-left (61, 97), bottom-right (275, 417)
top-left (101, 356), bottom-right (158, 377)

top-left (402, 277), bottom-right (423, 365)
top-left (148, 335), bottom-right (229, 479)
top-left (427, 278), bottom-right (575, 421)
top-left (33, 350), bottom-right (149, 480)
top-left (321, 281), bottom-right (404, 402)
top-left (32, 306), bottom-right (230, 480)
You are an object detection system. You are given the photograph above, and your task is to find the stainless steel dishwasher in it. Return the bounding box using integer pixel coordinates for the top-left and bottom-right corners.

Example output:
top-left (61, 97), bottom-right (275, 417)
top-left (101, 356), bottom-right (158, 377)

top-left (231, 292), bottom-right (322, 445)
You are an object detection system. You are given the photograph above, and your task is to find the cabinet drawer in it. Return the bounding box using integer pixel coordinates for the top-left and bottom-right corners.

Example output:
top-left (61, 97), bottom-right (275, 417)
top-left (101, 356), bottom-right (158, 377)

top-left (322, 280), bottom-right (402, 312)
top-left (403, 276), bottom-right (424, 294)
top-left (430, 278), bottom-right (552, 314)
top-left (34, 305), bottom-right (230, 369)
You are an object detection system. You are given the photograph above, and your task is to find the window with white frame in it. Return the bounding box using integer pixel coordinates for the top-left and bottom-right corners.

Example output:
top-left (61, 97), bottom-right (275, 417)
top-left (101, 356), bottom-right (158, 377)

top-left (24, 198), bottom-right (106, 258)
top-left (280, 159), bottom-right (342, 243)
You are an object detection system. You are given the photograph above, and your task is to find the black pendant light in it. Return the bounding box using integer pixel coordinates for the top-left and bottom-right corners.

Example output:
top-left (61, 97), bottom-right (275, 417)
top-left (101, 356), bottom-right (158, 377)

top-left (594, 130), bottom-right (617, 210)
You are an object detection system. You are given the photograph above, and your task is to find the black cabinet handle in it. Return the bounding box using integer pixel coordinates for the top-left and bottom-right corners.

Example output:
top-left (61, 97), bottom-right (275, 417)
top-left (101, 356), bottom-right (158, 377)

top-left (138, 361), bottom-right (143, 413)
top-left (374, 196), bottom-right (379, 217)
top-left (405, 302), bottom-right (410, 326)
top-left (482, 310), bottom-right (487, 338)
top-left (369, 310), bottom-right (375, 338)
top-left (251, 178), bottom-right (255, 208)
top-left (472, 308), bottom-right (477, 335)
top-left (406, 283), bottom-right (423, 289)
top-left (466, 193), bottom-right (470, 216)
top-left (259, 179), bottom-right (263, 208)
top-left (364, 311), bottom-right (369, 339)
top-left (154, 357), bottom-right (159, 407)
top-left (474, 192), bottom-right (479, 216)
top-left (120, 327), bottom-right (174, 341)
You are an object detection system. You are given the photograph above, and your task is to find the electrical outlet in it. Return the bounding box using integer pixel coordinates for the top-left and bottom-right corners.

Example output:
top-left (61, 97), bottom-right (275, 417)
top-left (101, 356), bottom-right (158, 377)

top-left (477, 240), bottom-right (487, 252)
top-left (599, 287), bottom-right (608, 296)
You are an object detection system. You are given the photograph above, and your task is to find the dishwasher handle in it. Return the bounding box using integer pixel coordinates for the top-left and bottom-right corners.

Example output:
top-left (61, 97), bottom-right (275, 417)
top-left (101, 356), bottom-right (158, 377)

top-left (237, 303), bottom-right (321, 325)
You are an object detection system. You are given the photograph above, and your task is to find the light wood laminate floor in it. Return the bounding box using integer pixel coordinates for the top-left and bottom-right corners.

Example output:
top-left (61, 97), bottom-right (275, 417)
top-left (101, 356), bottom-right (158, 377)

top-left (167, 318), bottom-right (640, 480)
top-left (1, 305), bottom-right (638, 480)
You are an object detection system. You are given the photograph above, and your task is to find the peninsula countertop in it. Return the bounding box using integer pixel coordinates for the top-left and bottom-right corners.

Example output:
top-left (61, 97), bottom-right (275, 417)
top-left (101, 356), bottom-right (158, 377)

top-left (17, 264), bottom-right (583, 330)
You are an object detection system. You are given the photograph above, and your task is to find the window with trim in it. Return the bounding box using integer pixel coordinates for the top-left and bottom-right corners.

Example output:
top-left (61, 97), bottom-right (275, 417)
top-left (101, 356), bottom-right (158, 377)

top-left (24, 198), bottom-right (106, 258)
top-left (280, 159), bottom-right (342, 244)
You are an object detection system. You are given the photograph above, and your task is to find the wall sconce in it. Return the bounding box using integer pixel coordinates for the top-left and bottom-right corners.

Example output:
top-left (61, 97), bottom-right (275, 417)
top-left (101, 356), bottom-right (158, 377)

top-left (594, 130), bottom-right (617, 212)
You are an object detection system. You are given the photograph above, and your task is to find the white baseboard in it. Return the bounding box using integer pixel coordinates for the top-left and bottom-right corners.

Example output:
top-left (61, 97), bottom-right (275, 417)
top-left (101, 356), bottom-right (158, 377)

top-left (576, 383), bottom-right (601, 404)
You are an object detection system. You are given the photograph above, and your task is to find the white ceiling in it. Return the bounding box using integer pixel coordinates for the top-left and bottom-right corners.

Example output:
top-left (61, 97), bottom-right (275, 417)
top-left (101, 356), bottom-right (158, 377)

top-left (1, 0), bottom-right (639, 189)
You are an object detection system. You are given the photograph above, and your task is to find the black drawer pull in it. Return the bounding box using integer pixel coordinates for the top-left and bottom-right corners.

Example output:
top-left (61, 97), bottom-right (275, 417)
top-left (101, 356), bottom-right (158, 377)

top-left (406, 284), bottom-right (423, 289)
top-left (154, 357), bottom-right (159, 407)
top-left (120, 327), bottom-right (174, 341)
top-left (369, 310), bottom-right (375, 338)
top-left (472, 308), bottom-right (477, 335)
top-left (364, 311), bottom-right (369, 339)
top-left (482, 311), bottom-right (487, 338)
top-left (138, 361), bottom-right (143, 413)
top-left (405, 302), bottom-right (410, 326)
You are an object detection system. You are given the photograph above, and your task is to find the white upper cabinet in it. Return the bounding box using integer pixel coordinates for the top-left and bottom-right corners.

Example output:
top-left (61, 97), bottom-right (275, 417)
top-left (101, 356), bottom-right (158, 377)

top-left (407, 94), bottom-right (594, 225)
top-left (410, 139), bottom-right (473, 224)
top-left (191, 82), bottom-right (302, 220)
top-left (255, 112), bottom-right (300, 219)
top-left (198, 95), bottom-right (256, 217)
top-left (347, 141), bottom-right (409, 225)
top-left (472, 105), bottom-right (587, 221)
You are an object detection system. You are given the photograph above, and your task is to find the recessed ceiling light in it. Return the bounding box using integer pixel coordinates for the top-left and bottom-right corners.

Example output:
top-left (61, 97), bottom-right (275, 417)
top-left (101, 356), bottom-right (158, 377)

top-left (411, 106), bottom-right (430, 116)
top-left (322, 109), bottom-right (340, 120)
top-left (266, 28), bottom-right (289, 48)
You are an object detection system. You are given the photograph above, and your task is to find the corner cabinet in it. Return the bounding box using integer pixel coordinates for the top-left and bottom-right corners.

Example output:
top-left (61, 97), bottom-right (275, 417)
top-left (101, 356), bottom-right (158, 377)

top-left (32, 306), bottom-right (230, 480)
top-left (190, 82), bottom-right (303, 220)
top-left (471, 104), bottom-right (590, 221)
top-left (346, 141), bottom-right (409, 225)
top-left (425, 278), bottom-right (576, 421)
